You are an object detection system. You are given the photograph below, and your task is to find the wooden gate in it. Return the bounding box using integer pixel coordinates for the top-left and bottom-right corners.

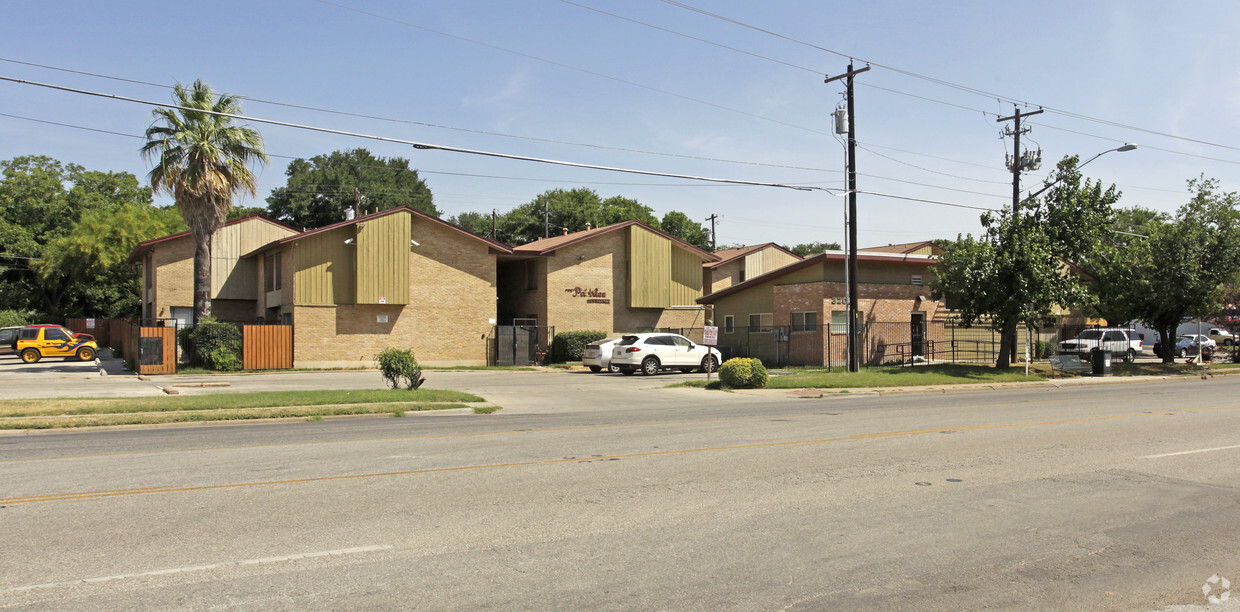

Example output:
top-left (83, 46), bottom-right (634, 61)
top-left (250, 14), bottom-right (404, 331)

top-left (243, 325), bottom-right (293, 370)
top-left (137, 326), bottom-right (177, 375)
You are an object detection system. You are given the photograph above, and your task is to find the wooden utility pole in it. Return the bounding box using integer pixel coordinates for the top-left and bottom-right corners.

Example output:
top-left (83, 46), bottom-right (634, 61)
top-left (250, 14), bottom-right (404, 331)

top-left (826, 62), bottom-right (869, 373)
top-left (706, 213), bottom-right (718, 250)
top-left (996, 106), bottom-right (1044, 368)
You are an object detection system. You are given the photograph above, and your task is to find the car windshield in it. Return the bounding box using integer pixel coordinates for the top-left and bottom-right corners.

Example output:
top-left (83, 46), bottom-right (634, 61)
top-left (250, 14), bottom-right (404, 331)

top-left (1076, 330), bottom-right (1103, 340)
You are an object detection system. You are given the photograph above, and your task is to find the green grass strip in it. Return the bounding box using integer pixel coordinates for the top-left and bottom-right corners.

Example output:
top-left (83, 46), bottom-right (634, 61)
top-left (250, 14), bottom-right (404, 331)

top-left (0, 389), bottom-right (484, 418)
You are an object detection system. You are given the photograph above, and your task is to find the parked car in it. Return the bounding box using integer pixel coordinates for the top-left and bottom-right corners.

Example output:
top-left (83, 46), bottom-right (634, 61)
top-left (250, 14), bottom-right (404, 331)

top-left (1057, 327), bottom-right (1140, 363)
top-left (1206, 328), bottom-right (1235, 346)
top-left (610, 333), bottom-right (722, 376)
top-left (582, 337), bottom-right (623, 373)
top-left (14, 325), bottom-right (99, 364)
top-left (23, 324), bottom-right (95, 343)
top-left (1174, 334), bottom-right (1216, 358)
top-left (0, 326), bottom-right (20, 356)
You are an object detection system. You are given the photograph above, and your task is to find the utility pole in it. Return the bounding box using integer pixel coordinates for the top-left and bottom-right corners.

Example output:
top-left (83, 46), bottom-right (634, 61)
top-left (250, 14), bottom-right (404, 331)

top-left (826, 62), bottom-right (869, 373)
top-left (544, 200), bottom-right (550, 239)
top-left (996, 106), bottom-right (1043, 368)
top-left (492, 209), bottom-right (497, 240)
top-left (706, 214), bottom-right (718, 250)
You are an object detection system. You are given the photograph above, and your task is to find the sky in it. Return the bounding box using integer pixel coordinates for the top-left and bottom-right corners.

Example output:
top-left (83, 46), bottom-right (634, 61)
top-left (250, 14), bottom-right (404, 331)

top-left (2, 1), bottom-right (1239, 249)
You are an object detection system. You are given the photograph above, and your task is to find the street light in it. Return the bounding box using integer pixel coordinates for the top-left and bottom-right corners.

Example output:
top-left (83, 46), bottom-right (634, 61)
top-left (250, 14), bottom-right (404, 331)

top-left (1027, 143), bottom-right (1138, 200)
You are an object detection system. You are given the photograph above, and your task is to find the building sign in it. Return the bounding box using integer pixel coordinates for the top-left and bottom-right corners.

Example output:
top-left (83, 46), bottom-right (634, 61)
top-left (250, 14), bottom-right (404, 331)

top-left (86, 318), bottom-right (96, 329)
top-left (378, 297), bottom-right (387, 304)
top-left (703, 326), bottom-right (718, 346)
top-left (566, 287), bottom-right (610, 304)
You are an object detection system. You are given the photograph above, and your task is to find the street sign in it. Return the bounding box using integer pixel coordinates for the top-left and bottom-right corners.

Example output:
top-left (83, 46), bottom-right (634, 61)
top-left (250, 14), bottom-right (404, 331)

top-left (703, 325), bottom-right (718, 346)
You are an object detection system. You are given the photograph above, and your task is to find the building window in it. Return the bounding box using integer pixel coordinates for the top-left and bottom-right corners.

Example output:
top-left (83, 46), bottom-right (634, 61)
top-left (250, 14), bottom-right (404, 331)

top-left (525, 260), bottom-right (538, 291)
top-left (830, 311), bottom-right (848, 333)
top-left (748, 313), bottom-right (773, 332)
top-left (739, 270), bottom-right (746, 283)
top-left (792, 312), bottom-right (818, 332)
top-left (723, 315), bottom-right (734, 334)
top-left (265, 253), bottom-right (282, 291)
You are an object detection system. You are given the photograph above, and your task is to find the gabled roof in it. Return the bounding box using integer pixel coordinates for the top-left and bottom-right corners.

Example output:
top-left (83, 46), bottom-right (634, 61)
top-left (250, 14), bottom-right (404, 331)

top-left (241, 206), bottom-right (513, 258)
top-left (512, 219), bottom-right (719, 261)
top-left (860, 240), bottom-right (945, 256)
top-left (127, 215), bottom-right (300, 263)
top-left (698, 250), bottom-right (936, 304)
top-left (704, 243), bottom-right (800, 269)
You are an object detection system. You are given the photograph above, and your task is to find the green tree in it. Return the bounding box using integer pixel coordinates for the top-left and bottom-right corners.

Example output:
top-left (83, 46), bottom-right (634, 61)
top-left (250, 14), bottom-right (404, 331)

top-left (142, 79), bottom-right (267, 323)
top-left (446, 211), bottom-right (495, 239)
top-left (1098, 178), bottom-right (1240, 363)
top-left (495, 188), bottom-right (657, 245)
top-left (266, 148), bottom-right (435, 229)
top-left (658, 211), bottom-right (710, 249)
top-left (786, 241), bottom-right (841, 257)
top-left (931, 155), bottom-right (1119, 369)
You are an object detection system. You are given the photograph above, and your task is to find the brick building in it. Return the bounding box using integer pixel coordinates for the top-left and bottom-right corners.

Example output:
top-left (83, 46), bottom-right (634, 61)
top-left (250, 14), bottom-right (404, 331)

top-left (698, 249), bottom-right (943, 366)
top-left (703, 243), bottom-right (801, 295)
top-left (127, 215), bottom-right (299, 326)
top-left (498, 220), bottom-right (720, 338)
top-left (240, 207), bottom-right (511, 367)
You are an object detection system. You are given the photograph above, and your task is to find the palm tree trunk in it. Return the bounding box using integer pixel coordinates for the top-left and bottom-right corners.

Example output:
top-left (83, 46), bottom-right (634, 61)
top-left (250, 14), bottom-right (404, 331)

top-left (193, 232), bottom-right (212, 323)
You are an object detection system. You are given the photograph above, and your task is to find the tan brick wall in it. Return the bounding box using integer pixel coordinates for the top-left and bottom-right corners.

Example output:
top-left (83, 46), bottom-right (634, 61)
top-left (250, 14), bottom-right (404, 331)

top-left (152, 236), bottom-right (194, 320)
top-left (293, 219), bottom-right (497, 367)
top-left (707, 260), bottom-right (745, 294)
top-left (211, 299), bottom-right (258, 322)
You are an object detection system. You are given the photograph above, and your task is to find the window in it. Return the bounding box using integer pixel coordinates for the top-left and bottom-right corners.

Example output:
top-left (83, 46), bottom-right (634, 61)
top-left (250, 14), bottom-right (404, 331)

top-left (723, 315), bottom-right (734, 334)
top-left (264, 254), bottom-right (282, 291)
top-left (739, 270), bottom-right (746, 283)
top-left (671, 336), bottom-right (693, 347)
top-left (830, 311), bottom-right (848, 333)
top-left (19, 328), bottom-right (38, 341)
top-left (748, 313), bottom-right (773, 332)
top-left (45, 328), bottom-right (69, 342)
top-left (646, 335), bottom-right (674, 346)
top-left (911, 274), bottom-right (923, 286)
top-left (792, 312), bottom-right (818, 332)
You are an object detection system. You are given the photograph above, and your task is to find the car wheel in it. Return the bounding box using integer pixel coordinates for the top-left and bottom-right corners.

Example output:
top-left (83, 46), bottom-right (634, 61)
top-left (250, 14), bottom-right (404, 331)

top-left (700, 354), bottom-right (719, 373)
top-left (588, 366), bottom-right (602, 373)
top-left (1123, 348), bottom-right (1135, 363)
top-left (1178, 348), bottom-right (1187, 358)
top-left (1227, 339), bottom-right (1235, 347)
top-left (76, 346), bottom-right (95, 361)
top-left (608, 363), bottom-right (621, 374)
top-left (641, 356), bottom-right (660, 376)
top-left (20, 348), bottom-right (41, 364)
top-left (620, 368), bottom-right (635, 376)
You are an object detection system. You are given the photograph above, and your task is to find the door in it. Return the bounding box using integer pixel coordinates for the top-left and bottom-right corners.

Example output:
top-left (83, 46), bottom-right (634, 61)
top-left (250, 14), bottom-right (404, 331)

top-left (910, 312), bottom-right (927, 357)
top-left (670, 335), bottom-right (696, 365)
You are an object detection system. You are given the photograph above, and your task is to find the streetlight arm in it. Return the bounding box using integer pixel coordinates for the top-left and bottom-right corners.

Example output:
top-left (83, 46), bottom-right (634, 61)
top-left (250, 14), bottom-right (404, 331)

top-left (1026, 144), bottom-right (1137, 200)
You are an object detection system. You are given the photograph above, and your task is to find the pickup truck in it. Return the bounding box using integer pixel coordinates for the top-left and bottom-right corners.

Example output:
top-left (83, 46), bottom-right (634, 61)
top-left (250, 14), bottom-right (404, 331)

top-left (1057, 327), bottom-right (1141, 363)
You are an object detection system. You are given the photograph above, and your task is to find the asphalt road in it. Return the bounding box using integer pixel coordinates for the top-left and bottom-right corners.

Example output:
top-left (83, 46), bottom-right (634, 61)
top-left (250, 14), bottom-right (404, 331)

top-left (3, 371), bottom-right (1240, 610)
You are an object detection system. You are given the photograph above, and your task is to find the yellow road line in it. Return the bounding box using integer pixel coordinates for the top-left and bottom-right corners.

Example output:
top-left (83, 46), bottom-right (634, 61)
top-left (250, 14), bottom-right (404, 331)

top-left (2, 405), bottom-right (1233, 506)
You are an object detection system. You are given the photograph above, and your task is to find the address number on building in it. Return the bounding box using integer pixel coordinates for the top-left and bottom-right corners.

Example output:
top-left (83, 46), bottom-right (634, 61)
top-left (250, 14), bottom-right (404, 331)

top-left (830, 296), bottom-right (851, 305)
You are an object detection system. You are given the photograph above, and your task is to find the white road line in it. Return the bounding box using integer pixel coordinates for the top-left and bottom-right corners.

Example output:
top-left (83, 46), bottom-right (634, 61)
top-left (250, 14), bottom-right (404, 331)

top-left (1140, 444), bottom-right (1240, 459)
top-left (1, 544), bottom-right (393, 593)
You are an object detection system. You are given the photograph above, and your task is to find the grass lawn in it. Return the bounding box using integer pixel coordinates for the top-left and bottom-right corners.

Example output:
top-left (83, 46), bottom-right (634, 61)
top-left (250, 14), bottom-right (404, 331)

top-left (0, 389), bottom-right (492, 430)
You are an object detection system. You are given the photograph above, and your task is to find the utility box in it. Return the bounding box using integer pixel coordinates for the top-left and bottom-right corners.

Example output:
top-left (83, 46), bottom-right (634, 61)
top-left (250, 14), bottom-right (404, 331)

top-left (1090, 348), bottom-right (1112, 376)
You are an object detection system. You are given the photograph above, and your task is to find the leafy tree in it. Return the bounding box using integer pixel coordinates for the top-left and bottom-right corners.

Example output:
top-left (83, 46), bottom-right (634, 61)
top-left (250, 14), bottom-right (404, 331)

top-left (0, 156), bottom-right (173, 318)
top-left (495, 188), bottom-right (657, 245)
top-left (266, 148), bottom-right (435, 229)
top-left (446, 211), bottom-right (495, 239)
top-left (786, 241), bottom-right (841, 257)
top-left (143, 79), bottom-right (267, 323)
top-left (227, 206), bottom-right (267, 221)
top-left (931, 155), bottom-right (1119, 369)
top-left (658, 211), bottom-right (710, 250)
top-left (1095, 177), bottom-right (1240, 363)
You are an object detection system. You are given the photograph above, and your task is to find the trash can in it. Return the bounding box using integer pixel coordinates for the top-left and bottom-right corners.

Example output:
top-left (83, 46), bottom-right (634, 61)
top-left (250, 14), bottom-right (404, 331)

top-left (1090, 348), bottom-right (1112, 376)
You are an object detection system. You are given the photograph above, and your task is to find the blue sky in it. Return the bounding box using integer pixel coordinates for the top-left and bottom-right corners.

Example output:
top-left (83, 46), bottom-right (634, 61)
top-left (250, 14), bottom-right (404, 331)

top-left (2, 1), bottom-right (1238, 248)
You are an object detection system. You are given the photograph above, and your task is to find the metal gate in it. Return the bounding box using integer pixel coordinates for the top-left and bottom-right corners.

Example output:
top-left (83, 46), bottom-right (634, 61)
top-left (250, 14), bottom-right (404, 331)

top-left (492, 325), bottom-right (554, 366)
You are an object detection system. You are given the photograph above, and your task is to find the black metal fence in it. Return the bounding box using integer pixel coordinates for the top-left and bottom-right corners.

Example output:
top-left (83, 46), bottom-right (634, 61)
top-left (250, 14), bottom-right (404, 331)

top-left (648, 319), bottom-right (1114, 370)
top-left (490, 325), bottom-right (556, 366)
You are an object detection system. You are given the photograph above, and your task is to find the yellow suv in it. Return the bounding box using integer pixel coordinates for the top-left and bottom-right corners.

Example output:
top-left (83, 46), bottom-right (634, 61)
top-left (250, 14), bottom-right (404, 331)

top-left (15, 325), bottom-right (99, 364)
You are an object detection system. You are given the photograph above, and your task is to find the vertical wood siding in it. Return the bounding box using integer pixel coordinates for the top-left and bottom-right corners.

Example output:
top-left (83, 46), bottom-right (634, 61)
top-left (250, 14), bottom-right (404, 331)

top-left (670, 247), bottom-right (703, 306)
top-left (212, 220), bottom-right (297, 300)
top-left (355, 212), bottom-right (411, 305)
top-left (294, 227), bottom-right (355, 305)
top-left (243, 325), bottom-right (293, 369)
top-left (745, 250), bottom-right (766, 277)
top-left (628, 226), bottom-right (671, 308)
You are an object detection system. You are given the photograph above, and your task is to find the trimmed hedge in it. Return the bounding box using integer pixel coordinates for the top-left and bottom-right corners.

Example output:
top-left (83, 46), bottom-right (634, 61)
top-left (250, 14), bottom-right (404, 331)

top-left (718, 357), bottom-right (769, 388)
top-left (551, 330), bottom-right (608, 363)
top-left (177, 318), bottom-right (242, 371)
top-left (375, 347), bottom-right (425, 389)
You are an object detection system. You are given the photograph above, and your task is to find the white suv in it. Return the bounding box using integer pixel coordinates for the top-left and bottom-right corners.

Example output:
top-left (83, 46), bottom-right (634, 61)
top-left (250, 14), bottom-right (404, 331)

top-left (610, 333), bottom-right (722, 376)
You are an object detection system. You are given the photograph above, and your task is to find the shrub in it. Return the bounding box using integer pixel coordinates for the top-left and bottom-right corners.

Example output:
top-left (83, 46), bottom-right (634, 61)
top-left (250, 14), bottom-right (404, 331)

top-left (550, 330), bottom-right (607, 362)
top-left (719, 357), bottom-right (769, 389)
top-left (178, 318), bottom-right (242, 371)
top-left (376, 347), bottom-right (425, 389)
top-left (0, 309), bottom-right (31, 328)
top-left (1035, 340), bottom-right (1056, 359)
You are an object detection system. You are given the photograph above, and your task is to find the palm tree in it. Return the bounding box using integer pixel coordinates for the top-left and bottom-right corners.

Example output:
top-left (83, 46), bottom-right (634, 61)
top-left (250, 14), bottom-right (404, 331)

top-left (141, 80), bottom-right (267, 323)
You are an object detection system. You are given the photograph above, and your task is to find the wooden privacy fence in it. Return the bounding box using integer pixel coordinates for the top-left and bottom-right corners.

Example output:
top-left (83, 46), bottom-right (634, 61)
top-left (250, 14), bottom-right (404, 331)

top-left (242, 324), bottom-right (293, 370)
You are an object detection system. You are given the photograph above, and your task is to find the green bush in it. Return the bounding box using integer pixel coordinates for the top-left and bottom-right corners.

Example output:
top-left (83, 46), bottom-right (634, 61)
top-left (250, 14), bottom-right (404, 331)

top-left (178, 318), bottom-right (243, 371)
top-left (1035, 340), bottom-right (1056, 359)
top-left (0, 309), bottom-right (32, 328)
top-left (719, 357), bottom-right (769, 388)
top-left (550, 330), bottom-right (608, 362)
top-left (376, 347), bottom-right (425, 389)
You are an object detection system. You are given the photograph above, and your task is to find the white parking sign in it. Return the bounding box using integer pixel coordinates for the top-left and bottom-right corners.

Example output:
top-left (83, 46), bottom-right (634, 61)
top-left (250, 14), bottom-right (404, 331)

top-left (703, 325), bottom-right (718, 346)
